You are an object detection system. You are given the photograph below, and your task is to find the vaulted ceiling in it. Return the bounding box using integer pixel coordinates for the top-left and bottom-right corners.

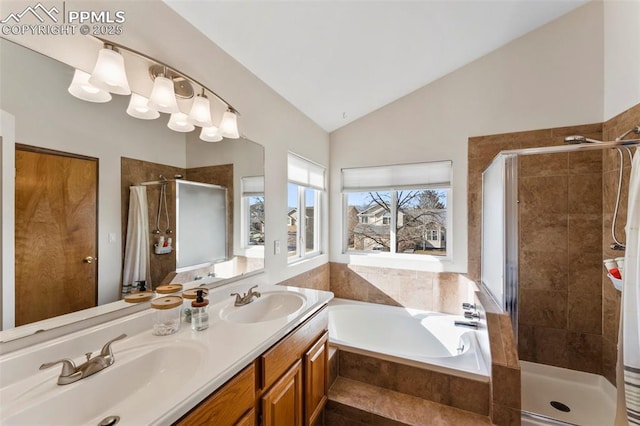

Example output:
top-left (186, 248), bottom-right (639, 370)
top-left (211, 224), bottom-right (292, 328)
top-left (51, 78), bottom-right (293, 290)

top-left (165, 1), bottom-right (588, 132)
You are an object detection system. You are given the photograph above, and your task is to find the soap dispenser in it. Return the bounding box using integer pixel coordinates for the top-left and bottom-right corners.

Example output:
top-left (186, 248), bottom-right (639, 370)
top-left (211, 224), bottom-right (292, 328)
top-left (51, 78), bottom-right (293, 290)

top-left (191, 289), bottom-right (209, 331)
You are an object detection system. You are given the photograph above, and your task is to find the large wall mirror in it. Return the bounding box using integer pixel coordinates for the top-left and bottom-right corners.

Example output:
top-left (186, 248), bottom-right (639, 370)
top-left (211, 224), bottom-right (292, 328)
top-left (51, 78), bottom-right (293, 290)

top-left (0, 38), bottom-right (265, 340)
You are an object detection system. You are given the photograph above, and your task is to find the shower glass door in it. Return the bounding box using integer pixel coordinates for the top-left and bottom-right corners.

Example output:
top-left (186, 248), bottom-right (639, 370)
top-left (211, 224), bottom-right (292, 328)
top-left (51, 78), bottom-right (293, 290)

top-left (481, 153), bottom-right (518, 327)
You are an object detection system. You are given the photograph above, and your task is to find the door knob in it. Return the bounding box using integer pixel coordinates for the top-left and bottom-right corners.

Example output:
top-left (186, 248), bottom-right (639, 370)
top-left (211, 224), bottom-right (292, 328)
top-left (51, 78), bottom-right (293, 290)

top-left (83, 256), bottom-right (96, 264)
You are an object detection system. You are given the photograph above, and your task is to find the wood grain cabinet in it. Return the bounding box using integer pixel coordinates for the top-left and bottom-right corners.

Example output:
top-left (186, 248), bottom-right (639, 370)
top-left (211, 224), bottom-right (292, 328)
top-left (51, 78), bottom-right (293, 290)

top-left (176, 362), bottom-right (255, 426)
top-left (175, 305), bottom-right (329, 426)
top-left (261, 360), bottom-right (303, 426)
top-left (304, 331), bottom-right (329, 426)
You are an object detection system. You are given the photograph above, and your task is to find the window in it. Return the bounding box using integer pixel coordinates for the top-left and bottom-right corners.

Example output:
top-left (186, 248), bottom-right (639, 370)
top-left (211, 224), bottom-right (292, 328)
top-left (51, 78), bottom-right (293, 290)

top-left (342, 161), bottom-right (451, 257)
top-left (288, 153), bottom-right (325, 260)
top-left (241, 176), bottom-right (265, 247)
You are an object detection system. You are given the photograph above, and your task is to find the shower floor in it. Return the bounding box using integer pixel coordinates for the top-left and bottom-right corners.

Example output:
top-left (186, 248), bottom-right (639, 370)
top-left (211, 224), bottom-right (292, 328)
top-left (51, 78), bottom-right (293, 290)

top-left (521, 361), bottom-right (616, 426)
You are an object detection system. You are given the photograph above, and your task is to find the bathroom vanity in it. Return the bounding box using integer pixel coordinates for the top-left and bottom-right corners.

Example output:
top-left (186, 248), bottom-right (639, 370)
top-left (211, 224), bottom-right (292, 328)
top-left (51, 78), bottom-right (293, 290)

top-left (0, 284), bottom-right (333, 426)
top-left (177, 307), bottom-right (328, 425)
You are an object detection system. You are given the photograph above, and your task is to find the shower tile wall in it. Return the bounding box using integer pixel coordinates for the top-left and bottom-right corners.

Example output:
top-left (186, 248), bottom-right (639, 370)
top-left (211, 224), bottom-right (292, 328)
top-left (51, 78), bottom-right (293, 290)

top-left (601, 102), bottom-right (640, 384)
top-left (468, 123), bottom-right (605, 375)
top-left (121, 158), bottom-right (234, 288)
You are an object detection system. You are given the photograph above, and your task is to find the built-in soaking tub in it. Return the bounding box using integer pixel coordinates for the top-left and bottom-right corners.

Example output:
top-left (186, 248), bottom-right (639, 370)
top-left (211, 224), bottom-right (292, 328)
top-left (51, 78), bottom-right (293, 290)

top-left (327, 298), bottom-right (490, 381)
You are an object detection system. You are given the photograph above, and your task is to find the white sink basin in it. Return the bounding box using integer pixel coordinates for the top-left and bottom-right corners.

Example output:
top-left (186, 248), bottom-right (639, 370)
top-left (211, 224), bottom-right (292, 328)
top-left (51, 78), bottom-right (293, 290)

top-left (220, 291), bottom-right (306, 324)
top-left (1, 341), bottom-right (207, 425)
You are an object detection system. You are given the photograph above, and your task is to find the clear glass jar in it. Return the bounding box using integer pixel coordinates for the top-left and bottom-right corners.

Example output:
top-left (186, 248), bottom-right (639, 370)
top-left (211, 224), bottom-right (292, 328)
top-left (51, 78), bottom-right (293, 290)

top-left (182, 288), bottom-right (209, 323)
top-left (151, 296), bottom-right (183, 336)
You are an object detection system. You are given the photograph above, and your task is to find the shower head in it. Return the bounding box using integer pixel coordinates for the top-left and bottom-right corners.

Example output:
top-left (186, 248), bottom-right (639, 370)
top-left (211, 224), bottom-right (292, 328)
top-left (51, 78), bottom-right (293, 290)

top-left (615, 125), bottom-right (640, 141)
top-left (564, 135), bottom-right (603, 144)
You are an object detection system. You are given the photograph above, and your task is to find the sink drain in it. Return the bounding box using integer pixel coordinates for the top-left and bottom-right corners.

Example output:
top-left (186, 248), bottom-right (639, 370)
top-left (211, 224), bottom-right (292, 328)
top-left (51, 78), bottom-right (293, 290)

top-left (98, 415), bottom-right (120, 426)
top-left (550, 401), bottom-right (571, 412)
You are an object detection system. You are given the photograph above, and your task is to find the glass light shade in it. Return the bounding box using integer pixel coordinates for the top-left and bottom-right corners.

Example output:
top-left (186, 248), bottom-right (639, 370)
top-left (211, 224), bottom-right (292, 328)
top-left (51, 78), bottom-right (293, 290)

top-left (200, 125), bottom-right (223, 142)
top-left (88, 48), bottom-right (131, 95)
top-left (220, 109), bottom-right (239, 139)
top-left (187, 94), bottom-right (213, 127)
top-left (167, 112), bottom-right (195, 132)
top-left (68, 69), bottom-right (112, 103)
top-left (147, 75), bottom-right (179, 114)
top-left (126, 93), bottom-right (160, 120)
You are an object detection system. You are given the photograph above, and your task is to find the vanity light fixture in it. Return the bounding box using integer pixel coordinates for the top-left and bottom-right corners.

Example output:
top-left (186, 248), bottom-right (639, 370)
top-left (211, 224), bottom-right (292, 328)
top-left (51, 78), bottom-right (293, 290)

top-left (187, 90), bottom-right (213, 127)
top-left (126, 93), bottom-right (160, 120)
top-left (67, 69), bottom-right (112, 103)
top-left (70, 37), bottom-right (241, 140)
top-left (200, 125), bottom-right (223, 142)
top-left (88, 44), bottom-right (131, 95)
top-left (220, 108), bottom-right (240, 139)
top-left (168, 112), bottom-right (195, 132)
top-left (147, 67), bottom-right (180, 114)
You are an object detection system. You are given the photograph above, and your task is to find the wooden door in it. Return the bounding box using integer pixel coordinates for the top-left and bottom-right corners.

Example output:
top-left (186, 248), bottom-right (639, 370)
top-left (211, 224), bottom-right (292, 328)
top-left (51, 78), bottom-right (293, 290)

top-left (14, 145), bottom-right (98, 326)
top-left (304, 332), bottom-right (329, 426)
top-left (262, 360), bottom-right (303, 426)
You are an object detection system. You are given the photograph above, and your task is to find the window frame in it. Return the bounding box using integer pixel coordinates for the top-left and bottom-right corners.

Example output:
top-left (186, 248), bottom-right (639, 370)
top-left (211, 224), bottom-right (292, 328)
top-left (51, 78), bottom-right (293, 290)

top-left (341, 161), bottom-right (452, 261)
top-left (287, 153), bottom-right (325, 263)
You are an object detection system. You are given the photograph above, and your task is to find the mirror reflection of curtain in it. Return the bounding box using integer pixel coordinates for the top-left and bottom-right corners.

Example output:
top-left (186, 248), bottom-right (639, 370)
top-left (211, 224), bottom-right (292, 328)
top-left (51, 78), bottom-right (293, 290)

top-left (123, 186), bottom-right (151, 292)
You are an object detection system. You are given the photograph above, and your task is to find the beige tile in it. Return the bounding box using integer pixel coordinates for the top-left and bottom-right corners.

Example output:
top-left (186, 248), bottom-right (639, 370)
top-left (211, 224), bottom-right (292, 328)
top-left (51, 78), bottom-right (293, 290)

top-left (533, 326), bottom-right (569, 368)
top-left (487, 314), bottom-right (506, 366)
top-left (519, 250), bottom-right (568, 291)
top-left (567, 332), bottom-right (602, 375)
top-left (602, 337), bottom-right (618, 385)
top-left (568, 291), bottom-right (602, 334)
top-left (491, 403), bottom-right (522, 426)
top-left (492, 365), bottom-right (521, 409)
top-left (499, 314), bottom-right (520, 368)
top-left (520, 152), bottom-right (568, 178)
top-left (519, 176), bottom-right (568, 214)
top-left (519, 213), bottom-right (567, 253)
top-left (517, 324), bottom-right (535, 363)
top-left (449, 376), bottom-right (490, 415)
top-left (432, 274), bottom-right (475, 314)
top-left (568, 149), bottom-right (603, 175)
top-left (568, 174), bottom-right (602, 215)
top-left (519, 290), bottom-right (567, 329)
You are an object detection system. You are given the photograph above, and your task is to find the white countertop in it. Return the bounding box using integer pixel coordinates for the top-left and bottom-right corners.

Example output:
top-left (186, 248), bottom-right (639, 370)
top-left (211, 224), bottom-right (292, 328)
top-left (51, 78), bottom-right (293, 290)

top-left (0, 284), bottom-right (333, 425)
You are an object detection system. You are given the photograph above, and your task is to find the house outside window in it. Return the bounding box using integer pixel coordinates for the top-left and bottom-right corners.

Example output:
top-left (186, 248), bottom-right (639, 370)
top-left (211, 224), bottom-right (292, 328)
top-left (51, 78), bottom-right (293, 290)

top-left (287, 153), bottom-right (325, 261)
top-left (241, 176), bottom-right (265, 247)
top-left (342, 161), bottom-right (452, 257)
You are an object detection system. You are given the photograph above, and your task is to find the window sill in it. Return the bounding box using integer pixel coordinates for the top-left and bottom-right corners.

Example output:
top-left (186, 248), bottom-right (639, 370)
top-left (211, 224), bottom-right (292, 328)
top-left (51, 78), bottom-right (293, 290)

top-left (287, 251), bottom-right (323, 266)
top-left (340, 251), bottom-right (455, 273)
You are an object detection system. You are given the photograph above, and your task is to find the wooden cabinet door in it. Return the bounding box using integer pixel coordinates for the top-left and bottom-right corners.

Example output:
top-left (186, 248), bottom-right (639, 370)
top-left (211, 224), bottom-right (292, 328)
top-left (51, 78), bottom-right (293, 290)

top-left (262, 360), bottom-right (303, 426)
top-left (304, 332), bottom-right (329, 426)
top-left (176, 363), bottom-right (255, 426)
top-left (235, 408), bottom-right (255, 426)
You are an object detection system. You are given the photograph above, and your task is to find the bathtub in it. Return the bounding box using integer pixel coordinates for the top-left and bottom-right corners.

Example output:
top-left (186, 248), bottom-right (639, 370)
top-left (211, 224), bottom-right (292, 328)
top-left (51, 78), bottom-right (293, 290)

top-left (327, 298), bottom-right (490, 381)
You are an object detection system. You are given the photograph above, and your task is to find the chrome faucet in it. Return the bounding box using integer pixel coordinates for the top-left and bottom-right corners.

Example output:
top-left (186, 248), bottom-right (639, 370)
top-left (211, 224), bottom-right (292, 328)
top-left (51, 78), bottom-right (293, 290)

top-left (39, 334), bottom-right (127, 385)
top-left (231, 285), bottom-right (261, 306)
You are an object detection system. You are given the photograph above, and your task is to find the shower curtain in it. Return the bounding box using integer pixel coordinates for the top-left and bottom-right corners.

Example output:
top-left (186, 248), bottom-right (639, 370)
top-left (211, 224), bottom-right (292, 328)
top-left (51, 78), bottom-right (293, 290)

top-left (123, 186), bottom-right (152, 291)
top-left (619, 150), bottom-right (640, 425)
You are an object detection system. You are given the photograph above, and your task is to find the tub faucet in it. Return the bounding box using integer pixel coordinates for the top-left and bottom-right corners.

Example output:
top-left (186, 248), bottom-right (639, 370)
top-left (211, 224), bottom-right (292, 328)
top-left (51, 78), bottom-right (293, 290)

top-left (231, 285), bottom-right (261, 306)
top-left (454, 320), bottom-right (479, 329)
top-left (39, 334), bottom-right (127, 385)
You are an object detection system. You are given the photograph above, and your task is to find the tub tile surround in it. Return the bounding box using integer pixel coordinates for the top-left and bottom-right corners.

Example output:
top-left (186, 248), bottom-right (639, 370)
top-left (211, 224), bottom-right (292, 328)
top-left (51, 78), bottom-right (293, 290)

top-left (329, 262), bottom-right (476, 314)
top-left (326, 377), bottom-right (493, 426)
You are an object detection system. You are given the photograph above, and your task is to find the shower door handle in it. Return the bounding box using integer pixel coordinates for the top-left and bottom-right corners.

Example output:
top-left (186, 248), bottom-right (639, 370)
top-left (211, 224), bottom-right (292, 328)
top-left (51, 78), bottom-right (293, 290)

top-left (83, 256), bottom-right (97, 264)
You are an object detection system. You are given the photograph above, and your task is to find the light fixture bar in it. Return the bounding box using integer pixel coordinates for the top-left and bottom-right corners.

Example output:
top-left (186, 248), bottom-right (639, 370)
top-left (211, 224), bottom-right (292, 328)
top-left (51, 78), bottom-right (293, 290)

top-left (93, 36), bottom-right (240, 117)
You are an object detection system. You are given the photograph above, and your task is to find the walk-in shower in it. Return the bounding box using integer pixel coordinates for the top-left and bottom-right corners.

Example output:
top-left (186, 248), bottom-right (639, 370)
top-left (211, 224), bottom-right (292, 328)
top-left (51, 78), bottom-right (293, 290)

top-left (480, 129), bottom-right (639, 425)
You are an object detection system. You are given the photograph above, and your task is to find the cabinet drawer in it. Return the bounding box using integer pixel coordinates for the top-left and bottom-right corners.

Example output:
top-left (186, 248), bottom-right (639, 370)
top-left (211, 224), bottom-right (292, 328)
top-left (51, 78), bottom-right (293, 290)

top-left (261, 306), bottom-right (328, 390)
top-left (176, 363), bottom-right (255, 426)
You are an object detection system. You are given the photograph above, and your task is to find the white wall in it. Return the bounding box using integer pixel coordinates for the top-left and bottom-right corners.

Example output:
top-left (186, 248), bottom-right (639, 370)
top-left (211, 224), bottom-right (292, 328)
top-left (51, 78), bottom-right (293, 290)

top-left (603, 0), bottom-right (640, 120)
top-left (329, 1), bottom-right (605, 273)
top-left (0, 0), bottom-right (330, 303)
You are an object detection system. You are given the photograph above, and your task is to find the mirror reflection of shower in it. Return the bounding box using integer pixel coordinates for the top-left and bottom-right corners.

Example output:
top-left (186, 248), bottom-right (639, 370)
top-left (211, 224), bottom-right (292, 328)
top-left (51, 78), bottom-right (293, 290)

top-left (563, 125), bottom-right (640, 250)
